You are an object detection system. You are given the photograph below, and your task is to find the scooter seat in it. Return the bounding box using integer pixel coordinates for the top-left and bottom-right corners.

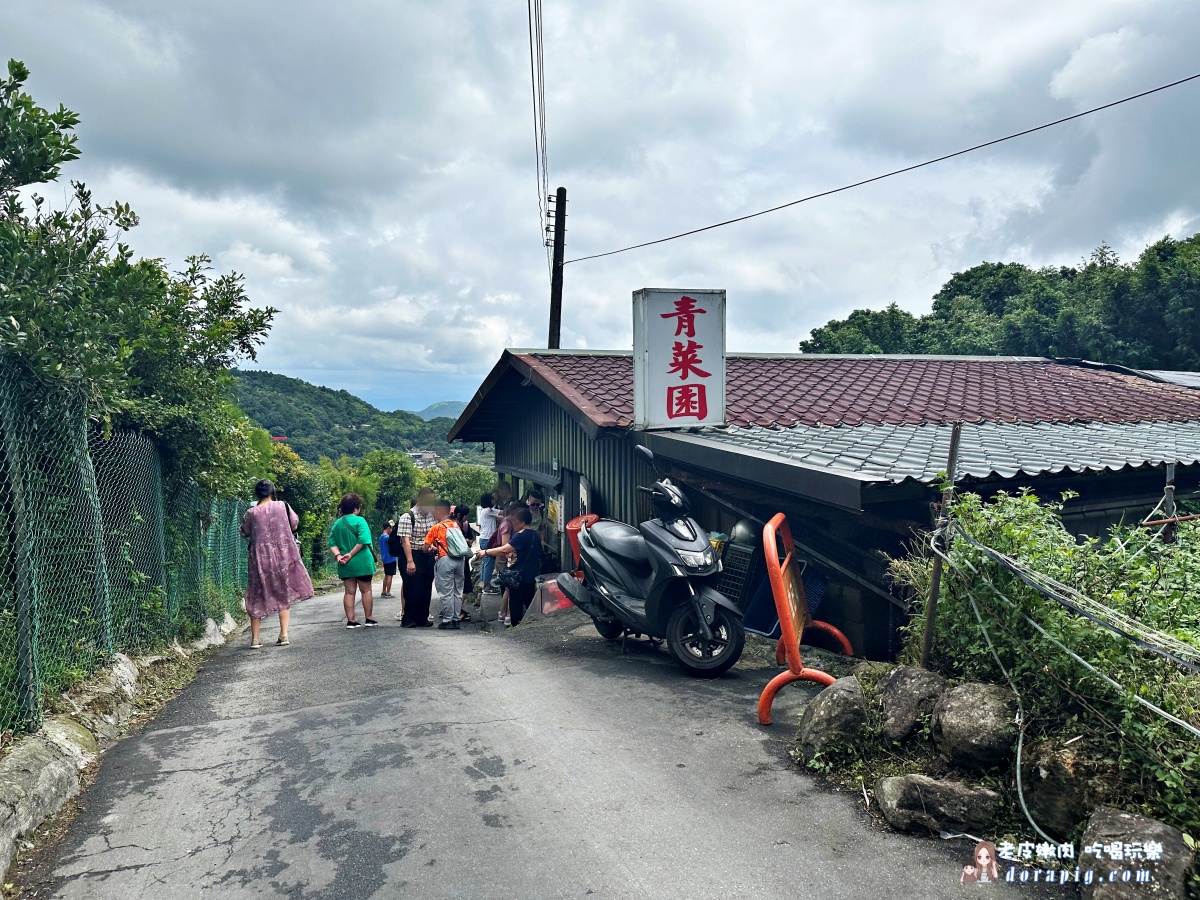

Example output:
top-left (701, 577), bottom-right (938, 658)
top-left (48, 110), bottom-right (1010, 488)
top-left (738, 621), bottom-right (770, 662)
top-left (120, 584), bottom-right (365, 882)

top-left (588, 521), bottom-right (650, 565)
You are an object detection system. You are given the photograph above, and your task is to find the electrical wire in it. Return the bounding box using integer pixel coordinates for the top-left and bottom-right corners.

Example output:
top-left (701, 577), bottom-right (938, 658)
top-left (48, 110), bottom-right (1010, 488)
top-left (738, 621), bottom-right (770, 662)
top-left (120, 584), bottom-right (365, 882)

top-left (928, 534), bottom-right (1200, 848)
top-left (535, 0), bottom-right (549, 206)
top-left (949, 523), bottom-right (1200, 673)
top-left (526, 0), bottom-right (552, 278)
top-left (930, 535), bottom-right (1200, 740)
top-left (565, 70), bottom-right (1200, 265)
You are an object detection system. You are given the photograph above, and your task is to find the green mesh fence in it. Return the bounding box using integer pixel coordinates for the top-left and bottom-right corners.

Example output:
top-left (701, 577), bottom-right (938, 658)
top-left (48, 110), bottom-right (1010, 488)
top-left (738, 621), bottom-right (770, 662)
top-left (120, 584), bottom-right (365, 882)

top-left (0, 356), bottom-right (251, 735)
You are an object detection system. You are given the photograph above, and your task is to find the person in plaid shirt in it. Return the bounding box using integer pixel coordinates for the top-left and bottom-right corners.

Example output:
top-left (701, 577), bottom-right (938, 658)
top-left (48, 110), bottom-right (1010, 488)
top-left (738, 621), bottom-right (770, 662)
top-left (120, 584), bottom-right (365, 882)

top-left (395, 487), bottom-right (438, 627)
top-left (425, 499), bottom-right (465, 630)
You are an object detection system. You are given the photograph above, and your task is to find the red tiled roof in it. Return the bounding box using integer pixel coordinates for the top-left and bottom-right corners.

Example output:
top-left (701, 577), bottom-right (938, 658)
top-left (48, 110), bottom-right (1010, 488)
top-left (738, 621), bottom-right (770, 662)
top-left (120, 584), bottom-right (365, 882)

top-left (511, 352), bottom-right (1200, 428)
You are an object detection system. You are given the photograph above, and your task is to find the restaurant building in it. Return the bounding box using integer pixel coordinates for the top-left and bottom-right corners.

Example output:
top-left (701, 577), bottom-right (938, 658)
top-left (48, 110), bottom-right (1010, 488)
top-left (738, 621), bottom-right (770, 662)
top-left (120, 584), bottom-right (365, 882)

top-left (450, 351), bottom-right (1200, 657)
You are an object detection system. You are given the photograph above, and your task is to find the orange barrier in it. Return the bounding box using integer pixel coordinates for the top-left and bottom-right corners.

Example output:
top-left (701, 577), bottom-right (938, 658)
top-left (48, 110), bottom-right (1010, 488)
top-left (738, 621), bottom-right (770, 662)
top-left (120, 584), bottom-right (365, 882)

top-left (757, 513), bottom-right (855, 725)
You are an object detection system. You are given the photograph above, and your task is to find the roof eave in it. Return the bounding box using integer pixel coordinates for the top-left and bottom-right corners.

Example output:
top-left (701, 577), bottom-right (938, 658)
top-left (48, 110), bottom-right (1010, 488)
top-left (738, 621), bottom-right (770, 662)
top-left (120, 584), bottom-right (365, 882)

top-left (449, 349), bottom-right (618, 443)
top-left (447, 350), bottom-right (519, 443)
top-left (509, 353), bottom-right (625, 438)
top-left (641, 431), bottom-right (881, 513)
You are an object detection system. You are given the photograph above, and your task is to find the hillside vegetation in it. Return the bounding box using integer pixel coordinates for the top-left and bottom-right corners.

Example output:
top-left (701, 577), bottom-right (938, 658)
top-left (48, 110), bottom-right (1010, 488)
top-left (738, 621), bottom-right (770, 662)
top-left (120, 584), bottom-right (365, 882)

top-left (417, 400), bottom-right (468, 421)
top-left (801, 235), bottom-right (1200, 370)
top-left (230, 370), bottom-right (490, 464)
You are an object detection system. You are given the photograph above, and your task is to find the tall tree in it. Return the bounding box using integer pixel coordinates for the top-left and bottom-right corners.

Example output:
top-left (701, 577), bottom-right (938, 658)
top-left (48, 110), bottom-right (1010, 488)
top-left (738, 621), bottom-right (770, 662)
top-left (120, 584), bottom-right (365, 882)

top-left (0, 59), bottom-right (275, 496)
top-left (800, 234), bottom-right (1200, 371)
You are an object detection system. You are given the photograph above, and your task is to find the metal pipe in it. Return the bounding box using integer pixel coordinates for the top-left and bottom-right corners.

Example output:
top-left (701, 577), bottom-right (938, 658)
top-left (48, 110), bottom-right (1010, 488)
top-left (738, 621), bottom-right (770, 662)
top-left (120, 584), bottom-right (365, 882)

top-left (919, 422), bottom-right (962, 669)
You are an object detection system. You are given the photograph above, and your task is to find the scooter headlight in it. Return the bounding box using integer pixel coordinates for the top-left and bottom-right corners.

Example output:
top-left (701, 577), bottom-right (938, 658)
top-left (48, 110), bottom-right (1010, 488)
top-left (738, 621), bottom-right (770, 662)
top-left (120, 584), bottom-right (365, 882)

top-left (677, 547), bottom-right (715, 569)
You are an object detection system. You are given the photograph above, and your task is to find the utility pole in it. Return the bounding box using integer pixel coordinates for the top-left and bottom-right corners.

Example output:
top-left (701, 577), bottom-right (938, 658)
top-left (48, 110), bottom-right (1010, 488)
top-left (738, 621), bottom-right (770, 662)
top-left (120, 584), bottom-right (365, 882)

top-left (547, 186), bottom-right (566, 349)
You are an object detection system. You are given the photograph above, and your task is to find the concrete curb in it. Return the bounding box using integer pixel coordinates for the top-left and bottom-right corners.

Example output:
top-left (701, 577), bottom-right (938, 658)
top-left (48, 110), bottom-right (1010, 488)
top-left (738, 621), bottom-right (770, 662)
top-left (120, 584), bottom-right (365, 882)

top-left (0, 612), bottom-right (245, 877)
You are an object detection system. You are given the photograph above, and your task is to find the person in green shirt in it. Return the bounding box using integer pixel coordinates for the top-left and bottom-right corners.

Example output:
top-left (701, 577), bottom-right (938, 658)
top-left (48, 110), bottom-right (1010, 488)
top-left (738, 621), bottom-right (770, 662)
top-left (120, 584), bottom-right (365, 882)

top-left (329, 492), bottom-right (377, 628)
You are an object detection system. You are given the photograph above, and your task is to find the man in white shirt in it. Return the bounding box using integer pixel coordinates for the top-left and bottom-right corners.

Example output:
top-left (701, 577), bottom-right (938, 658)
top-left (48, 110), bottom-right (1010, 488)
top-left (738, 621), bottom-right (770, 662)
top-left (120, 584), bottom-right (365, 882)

top-left (476, 490), bottom-right (503, 594)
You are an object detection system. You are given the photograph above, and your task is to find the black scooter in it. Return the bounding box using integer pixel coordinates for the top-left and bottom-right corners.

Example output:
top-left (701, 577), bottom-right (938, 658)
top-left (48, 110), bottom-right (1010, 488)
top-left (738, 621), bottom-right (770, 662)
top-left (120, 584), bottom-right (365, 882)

top-left (556, 445), bottom-right (746, 677)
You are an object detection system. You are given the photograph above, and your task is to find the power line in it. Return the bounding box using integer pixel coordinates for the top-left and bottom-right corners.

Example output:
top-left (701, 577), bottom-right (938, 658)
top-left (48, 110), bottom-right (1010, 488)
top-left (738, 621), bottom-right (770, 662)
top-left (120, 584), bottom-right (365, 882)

top-left (526, 0), bottom-right (551, 277)
top-left (535, 0), bottom-right (549, 205)
top-left (565, 70), bottom-right (1200, 266)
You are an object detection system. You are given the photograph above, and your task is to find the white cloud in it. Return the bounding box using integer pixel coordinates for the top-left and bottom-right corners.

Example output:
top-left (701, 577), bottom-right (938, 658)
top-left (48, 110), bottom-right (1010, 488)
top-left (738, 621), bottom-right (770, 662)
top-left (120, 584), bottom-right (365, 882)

top-left (3, 0), bottom-right (1199, 409)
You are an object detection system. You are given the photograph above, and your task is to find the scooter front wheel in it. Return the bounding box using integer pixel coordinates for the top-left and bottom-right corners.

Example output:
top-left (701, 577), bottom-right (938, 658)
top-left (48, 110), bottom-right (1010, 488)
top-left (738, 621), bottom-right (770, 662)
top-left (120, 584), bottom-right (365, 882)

top-left (665, 604), bottom-right (745, 678)
top-left (593, 617), bottom-right (624, 641)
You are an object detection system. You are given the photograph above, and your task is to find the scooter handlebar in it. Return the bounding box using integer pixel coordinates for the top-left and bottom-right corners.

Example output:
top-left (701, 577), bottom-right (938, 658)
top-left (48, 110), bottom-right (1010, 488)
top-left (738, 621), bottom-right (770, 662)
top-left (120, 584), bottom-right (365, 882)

top-left (637, 486), bottom-right (655, 495)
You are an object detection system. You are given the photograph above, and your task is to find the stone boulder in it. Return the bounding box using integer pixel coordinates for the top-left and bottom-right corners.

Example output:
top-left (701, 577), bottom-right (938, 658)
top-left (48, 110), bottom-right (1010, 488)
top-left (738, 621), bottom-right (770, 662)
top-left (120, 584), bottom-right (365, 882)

top-left (1020, 739), bottom-right (1120, 837)
top-left (189, 617), bottom-right (225, 651)
top-left (1079, 807), bottom-right (1194, 899)
top-left (795, 676), bottom-right (866, 764)
top-left (931, 683), bottom-right (1016, 769)
top-left (876, 665), bottom-right (948, 742)
top-left (874, 774), bottom-right (999, 834)
top-left (798, 644), bottom-right (855, 679)
top-left (850, 659), bottom-right (896, 680)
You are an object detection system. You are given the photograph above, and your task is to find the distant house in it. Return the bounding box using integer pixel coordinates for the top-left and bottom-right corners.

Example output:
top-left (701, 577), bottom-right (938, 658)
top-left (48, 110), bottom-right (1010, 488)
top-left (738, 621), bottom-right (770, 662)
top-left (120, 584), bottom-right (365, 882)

top-left (270, 436), bottom-right (289, 442)
top-left (407, 450), bottom-right (440, 469)
top-left (451, 351), bottom-right (1200, 657)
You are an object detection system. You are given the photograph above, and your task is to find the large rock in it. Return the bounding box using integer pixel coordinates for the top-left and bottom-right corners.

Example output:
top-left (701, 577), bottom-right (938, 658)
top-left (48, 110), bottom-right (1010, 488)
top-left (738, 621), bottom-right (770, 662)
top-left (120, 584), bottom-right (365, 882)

top-left (850, 659), bottom-right (896, 680)
top-left (932, 683), bottom-right (1016, 769)
top-left (1078, 807), bottom-right (1194, 899)
top-left (1020, 739), bottom-right (1120, 837)
top-left (876, 665), bottom-right (948, 742)
top-left (874, 774), bottom-right (1000, 834)
top-left (189, 617), bottom-right (226, 650)
top-left (795, 676), bottom-right (866, 764)
top-left (0, 736), bottom-right (81, 876)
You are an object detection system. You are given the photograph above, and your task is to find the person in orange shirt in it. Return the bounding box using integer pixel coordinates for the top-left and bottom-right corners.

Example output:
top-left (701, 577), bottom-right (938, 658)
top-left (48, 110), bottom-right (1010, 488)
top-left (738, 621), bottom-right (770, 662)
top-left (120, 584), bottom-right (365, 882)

top-left (425, 499), bottom-right (465, 630)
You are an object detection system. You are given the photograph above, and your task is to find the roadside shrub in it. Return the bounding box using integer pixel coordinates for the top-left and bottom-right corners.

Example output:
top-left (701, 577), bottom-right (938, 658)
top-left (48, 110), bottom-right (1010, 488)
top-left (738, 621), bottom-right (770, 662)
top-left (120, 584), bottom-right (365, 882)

top-left (893, 490), bottom-right (1200, 837)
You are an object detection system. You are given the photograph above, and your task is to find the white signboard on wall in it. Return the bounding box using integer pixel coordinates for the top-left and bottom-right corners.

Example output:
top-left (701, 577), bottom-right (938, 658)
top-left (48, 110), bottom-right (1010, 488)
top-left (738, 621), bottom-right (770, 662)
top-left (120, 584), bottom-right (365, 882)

top-left (633, 288), bottom-right (727, 430)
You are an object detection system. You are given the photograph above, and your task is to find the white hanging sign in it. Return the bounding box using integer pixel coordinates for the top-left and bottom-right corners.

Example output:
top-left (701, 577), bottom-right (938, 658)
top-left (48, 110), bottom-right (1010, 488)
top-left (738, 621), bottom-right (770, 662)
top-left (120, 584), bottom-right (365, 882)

top-left (633, 288), bottom-right (727, 430)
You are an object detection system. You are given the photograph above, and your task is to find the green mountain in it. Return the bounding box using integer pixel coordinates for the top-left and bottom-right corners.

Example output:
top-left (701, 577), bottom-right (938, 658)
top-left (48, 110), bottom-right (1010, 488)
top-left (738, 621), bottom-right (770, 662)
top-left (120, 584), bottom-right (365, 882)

top-left (418, 400), bottom-right (468, 421)
top-left (229, 370), bottom-right (489, 463)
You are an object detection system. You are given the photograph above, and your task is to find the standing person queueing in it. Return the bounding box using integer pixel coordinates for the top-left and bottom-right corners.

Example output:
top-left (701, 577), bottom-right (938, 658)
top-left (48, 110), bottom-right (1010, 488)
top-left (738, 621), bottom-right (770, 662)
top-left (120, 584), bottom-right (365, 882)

top-left (378, 520), bottom-right (398, 599)
top-left (396, 486), bottom-right (437, 628)
top-left (240, 479), bottom-right (315, 649)
top-left (524, 489), bottom-right (547, 538)
top-left (491, 499), bottom-right (520, 625)
top-left (328, 493), bottom-right (377, 629)
top-left (475, 492), bottom-right (501, 595)
top-left (452, 503), bottom-right (477, 620)
top-left (426, 499), bottom-right (467, 630)
top-left (477, 506), bottom-right (541, 627)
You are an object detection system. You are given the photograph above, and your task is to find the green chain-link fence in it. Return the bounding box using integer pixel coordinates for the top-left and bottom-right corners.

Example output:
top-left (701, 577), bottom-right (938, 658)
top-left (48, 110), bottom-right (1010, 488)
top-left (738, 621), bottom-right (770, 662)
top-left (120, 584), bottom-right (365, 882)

top-left (0, 357), bottom-right (249, 735)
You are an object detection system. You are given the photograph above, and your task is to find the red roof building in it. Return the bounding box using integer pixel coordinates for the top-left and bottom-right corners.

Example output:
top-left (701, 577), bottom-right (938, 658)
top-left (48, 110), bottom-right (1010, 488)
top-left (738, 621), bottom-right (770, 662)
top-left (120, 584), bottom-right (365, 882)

top-left (452, 350), bottom-right (1200, 656)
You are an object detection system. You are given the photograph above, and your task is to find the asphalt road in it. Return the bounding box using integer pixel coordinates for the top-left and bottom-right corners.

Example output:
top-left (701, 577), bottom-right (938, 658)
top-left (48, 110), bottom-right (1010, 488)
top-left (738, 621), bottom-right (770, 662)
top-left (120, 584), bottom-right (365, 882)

top-left (21, 590), bottom-right (1066, 898)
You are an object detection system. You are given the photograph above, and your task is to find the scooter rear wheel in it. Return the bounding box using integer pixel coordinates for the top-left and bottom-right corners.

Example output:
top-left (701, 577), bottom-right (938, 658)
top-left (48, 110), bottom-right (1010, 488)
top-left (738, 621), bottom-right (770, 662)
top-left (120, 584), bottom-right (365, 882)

top-left (665, 604), bottom-right (745, 678)
top-left (593, 618), bottom-right (624, 641)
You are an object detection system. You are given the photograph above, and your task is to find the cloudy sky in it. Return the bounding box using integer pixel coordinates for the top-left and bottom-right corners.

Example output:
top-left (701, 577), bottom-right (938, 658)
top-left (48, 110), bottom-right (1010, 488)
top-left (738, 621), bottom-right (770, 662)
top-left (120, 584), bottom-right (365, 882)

top-left (4, 1), bottom-right (1199, 410)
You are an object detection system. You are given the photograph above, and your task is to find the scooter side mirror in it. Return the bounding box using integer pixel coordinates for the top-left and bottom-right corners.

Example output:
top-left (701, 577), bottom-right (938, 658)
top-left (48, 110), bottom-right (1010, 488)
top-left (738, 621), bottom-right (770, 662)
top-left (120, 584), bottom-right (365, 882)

top-left (634, 445), bottom-right (655, 467)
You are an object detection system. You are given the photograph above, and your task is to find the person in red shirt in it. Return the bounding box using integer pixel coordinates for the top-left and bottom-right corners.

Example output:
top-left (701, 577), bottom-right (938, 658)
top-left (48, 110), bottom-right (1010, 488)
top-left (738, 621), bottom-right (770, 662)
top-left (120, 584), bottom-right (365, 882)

top-left (425, 499), bottom-right (465, 630)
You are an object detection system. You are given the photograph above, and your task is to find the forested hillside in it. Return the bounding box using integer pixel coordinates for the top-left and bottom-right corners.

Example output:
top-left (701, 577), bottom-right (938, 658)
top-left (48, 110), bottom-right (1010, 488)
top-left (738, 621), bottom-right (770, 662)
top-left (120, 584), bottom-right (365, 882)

top-left (801, 234), bottom-right (1200, 370)
top-left (417, 400), bottom-right (468, 420)
top-left (230, 370), bottom-right (490, 463)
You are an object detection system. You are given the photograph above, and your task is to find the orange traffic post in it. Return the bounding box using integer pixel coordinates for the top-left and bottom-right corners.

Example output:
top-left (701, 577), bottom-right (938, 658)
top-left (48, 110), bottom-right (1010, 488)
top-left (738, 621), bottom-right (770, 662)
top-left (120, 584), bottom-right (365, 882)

top-left (757, 513), bottom-right (855, 725)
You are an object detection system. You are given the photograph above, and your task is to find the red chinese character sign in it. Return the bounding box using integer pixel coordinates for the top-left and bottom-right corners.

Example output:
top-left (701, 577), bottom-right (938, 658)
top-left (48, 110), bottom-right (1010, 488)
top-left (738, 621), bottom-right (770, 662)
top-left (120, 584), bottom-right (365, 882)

top-left (633, 289), bottom-right (726, 430)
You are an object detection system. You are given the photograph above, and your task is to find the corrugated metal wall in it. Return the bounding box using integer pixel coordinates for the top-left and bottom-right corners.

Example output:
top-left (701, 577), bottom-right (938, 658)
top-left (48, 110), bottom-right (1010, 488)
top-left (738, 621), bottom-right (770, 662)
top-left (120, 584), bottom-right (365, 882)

top-left (494, 389), bottom-right (654, 526)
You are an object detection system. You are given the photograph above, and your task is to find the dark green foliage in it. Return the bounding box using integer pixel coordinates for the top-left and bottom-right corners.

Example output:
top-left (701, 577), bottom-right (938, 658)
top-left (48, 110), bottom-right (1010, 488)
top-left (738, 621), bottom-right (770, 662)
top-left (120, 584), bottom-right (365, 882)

top-left (0, 60), bottom-right (275, 498)
top-left (358, 449), bottom-right (423, 519)
top-left (426, 465), bottom-right (496, 511)
top-left (801, 238), bottom-right (1200, 370)
top-left (892, 492), bottom-right (1200, 839)
top-left (0, 59), bottom-right (79, 196)
top-left (230, 369), bottom-right (492, 463)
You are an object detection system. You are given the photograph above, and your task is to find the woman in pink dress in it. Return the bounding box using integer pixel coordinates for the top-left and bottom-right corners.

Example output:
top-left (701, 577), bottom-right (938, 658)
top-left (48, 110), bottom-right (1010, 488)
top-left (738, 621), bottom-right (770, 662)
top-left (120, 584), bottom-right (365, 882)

top-left (240, 479), bottom-right (315, 649)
